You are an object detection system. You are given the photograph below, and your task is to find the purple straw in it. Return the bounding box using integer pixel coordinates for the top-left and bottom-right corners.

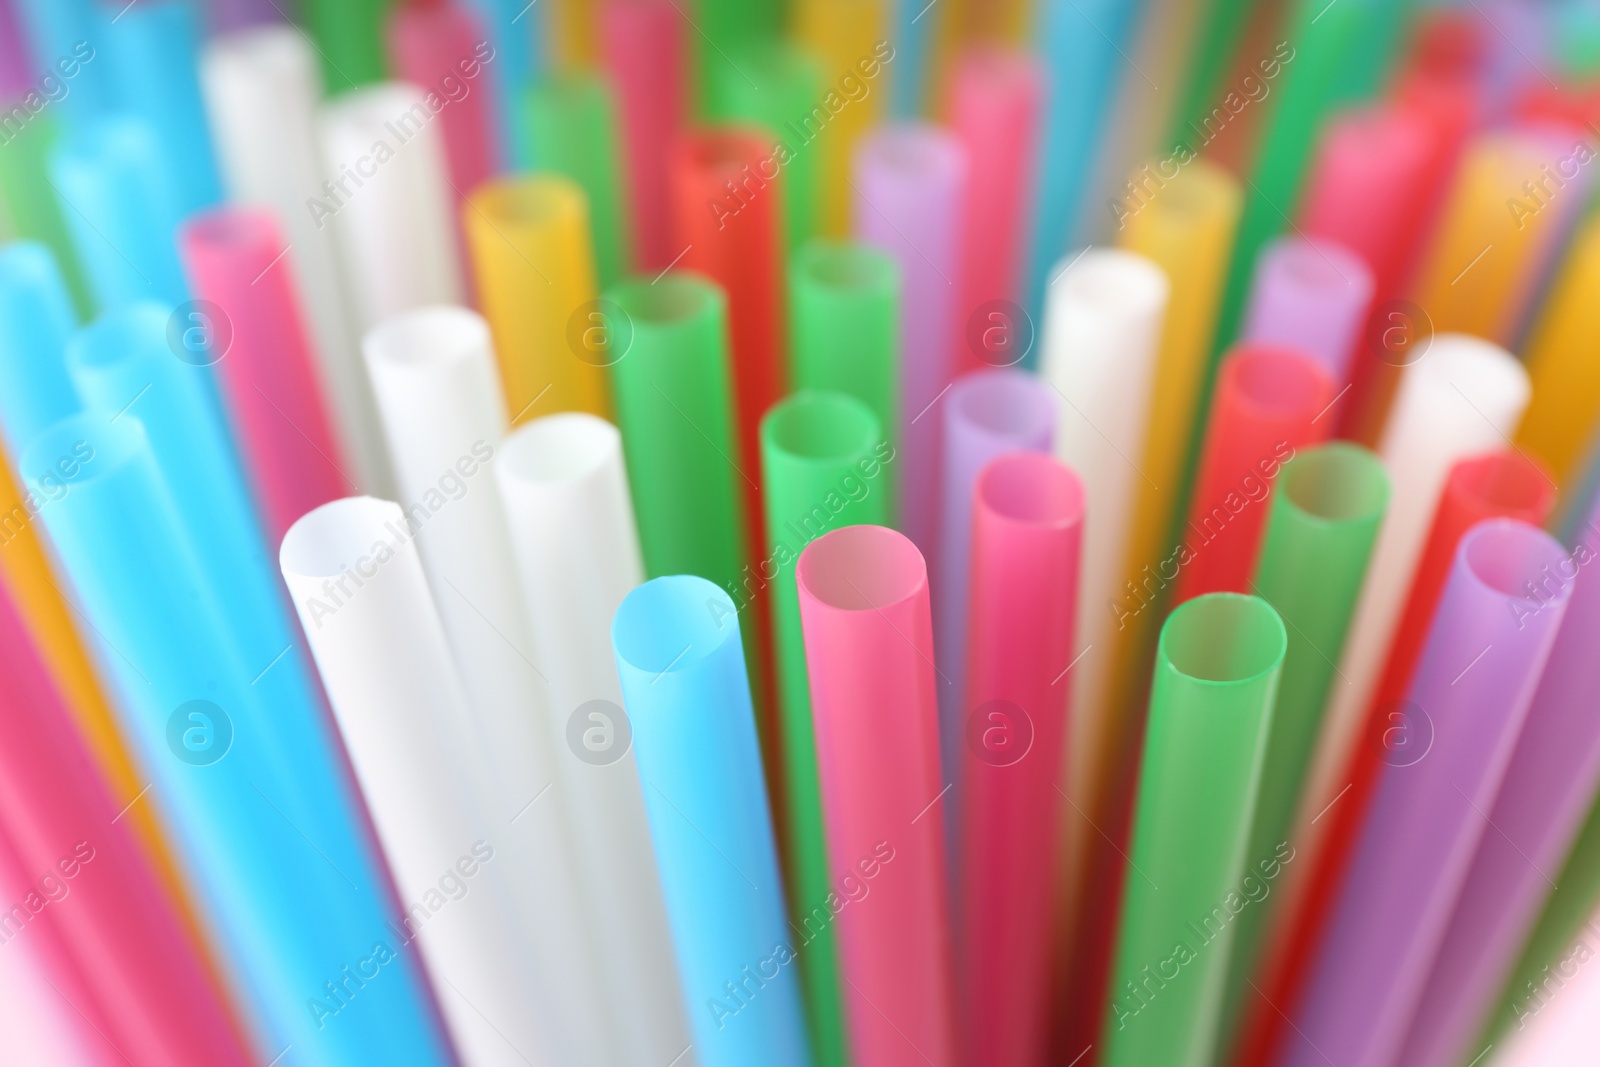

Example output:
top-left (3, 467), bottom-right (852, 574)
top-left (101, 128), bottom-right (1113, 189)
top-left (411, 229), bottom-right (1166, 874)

top-left (1240, 236), bottom-right (1374, 386)
top-left (0, 0), bottom-right (33, 99)
top-left (1281, 518), bottom-right (1576, 1067)
top-left (1399, 502), bottom-right (1600, 1067)
top-left (935, 367), bottom-right (1056, 786)
top-left (204, 0), bottom-right (286, 34)
top-left (853, 122), bottom-right (969, 563)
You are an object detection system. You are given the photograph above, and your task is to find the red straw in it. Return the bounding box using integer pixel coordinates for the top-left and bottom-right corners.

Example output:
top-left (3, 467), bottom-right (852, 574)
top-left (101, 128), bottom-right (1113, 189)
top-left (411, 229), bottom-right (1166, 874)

top-left (798, 525), bottom-right (958, 1067)
top-left (180, 208), bottom-right (353, 545)
top-left (0, 583), bottom-right (254, 1065)
top-left (386, 2), bottom-right (499, 200)
top-left (603, 0), bottom-right (687, 272)
top-left (959, 453), bottom-right (1083, 1067)
top-left (949, 46), bottom-right (1044, 376)
top-left (1171, 346), bottom-right (1335, 603)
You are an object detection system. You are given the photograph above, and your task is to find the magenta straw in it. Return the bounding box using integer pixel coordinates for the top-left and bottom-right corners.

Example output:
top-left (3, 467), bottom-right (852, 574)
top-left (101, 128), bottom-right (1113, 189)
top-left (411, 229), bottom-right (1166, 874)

top-left (387, 3), bottom-right (501, 196)
top-left (1240, 236), bottom-right (1375, 386)
top-left (1400, 500), bottom-right (1600, 1067)
top-left (1281, 519), bottom-right (1576, 1067)
top-left (0, 0), bottom-right (32, 97)
top-left (853, 123), bottom-right (969, 558)
top-left (936, 368), bottom-right (1056, 792)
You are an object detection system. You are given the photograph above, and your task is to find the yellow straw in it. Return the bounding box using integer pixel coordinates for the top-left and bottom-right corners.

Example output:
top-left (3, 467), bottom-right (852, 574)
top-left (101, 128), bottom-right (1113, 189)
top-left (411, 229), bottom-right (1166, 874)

top-left (465, 176), bottom-right (613, 423)
top-left (1517, 212), bottom-right (1600, 484)
top-left (793, 0), bottom-right (890, 235)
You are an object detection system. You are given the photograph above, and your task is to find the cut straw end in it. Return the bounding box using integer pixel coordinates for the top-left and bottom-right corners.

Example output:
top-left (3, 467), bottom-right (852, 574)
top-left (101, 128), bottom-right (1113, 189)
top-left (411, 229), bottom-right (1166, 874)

top-left (796, 523), bottom-right (927, 613)
top-left (612, 574), bottom-right (742, 676)
top-left (1159, 592), bottom-right (1288, 685)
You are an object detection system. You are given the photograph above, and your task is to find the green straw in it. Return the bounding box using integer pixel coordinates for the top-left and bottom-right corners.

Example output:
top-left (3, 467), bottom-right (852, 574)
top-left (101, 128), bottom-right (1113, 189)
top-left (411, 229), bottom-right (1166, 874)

top-left (526, 72), bottom-right (634, 290)
top-left (788, 240), bottom-right (900, 513)
top-left (760, 390), bottom-right (887, 1067)
top-left (710, 42), bottom-right (826, 251)
top-left (1477, 790), bottom-right (1600, 1050)
top-left (1214, 443), bottom-right (1390, 1061)
top-left (1102, 593), bottom-right (1286, 1067)
top-left (0, 114), bottom-right (91, 316)
top-left (693, 0), bottom-right (783, 111)
top-left (1167, 0), bottom-right (1258, 148)
top-left (302, 0), bottom-right (391, 91)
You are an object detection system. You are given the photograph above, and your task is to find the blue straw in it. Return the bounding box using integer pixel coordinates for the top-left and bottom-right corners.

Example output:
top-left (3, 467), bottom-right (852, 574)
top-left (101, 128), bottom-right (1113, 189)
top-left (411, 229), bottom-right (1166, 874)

top-left (22, 413), bottom-right (454, 1067)
top-left (11, 0), bottom-right (112, 125)
top-left (888, 0), bottom-right (937, 118)
top-left (613, 576), bottom-right (811, 1067)
top-left (0, 241), bottom-right (80, 455)
top-left (1022, 0), bottom-right (1143, 350)
top-left (48, 114), bottom-right (187, 309)
top-left (461, 0), bottom-right (543, 170)
top-left (99, 0), bottom-right (224, 213)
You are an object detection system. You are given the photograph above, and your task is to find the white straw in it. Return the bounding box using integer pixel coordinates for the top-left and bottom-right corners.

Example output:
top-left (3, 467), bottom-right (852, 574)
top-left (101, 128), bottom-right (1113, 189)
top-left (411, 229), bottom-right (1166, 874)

top-left (1038, 247), bottom-right (1169, 877)
top-left (280, 497), bottom-right (558, 1066)
top-left (317, 82), bottom-right (464, 333)
top-left (360, 307), bottom-right (615, 1065)
top-left (495, 412), bottom-right (692, 1066)
top-left (200, 25), bottom-right (391, 494)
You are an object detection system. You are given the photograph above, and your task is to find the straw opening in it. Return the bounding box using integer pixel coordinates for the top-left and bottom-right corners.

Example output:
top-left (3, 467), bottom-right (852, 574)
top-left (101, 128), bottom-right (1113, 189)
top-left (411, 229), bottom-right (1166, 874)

top-left (612, 575), bottom-right (740, 674)
top-left (800, 242), bottom-right (895, 292)
top-left (363, 306), bottom-right (489, 369)
top-left (473, 178), bottom-right (581, 226)
top-left (764, 392), bottom-right (878, 464)
top-left (1281, 444), bottom-right (1388, 524)
top-left (1231, 347), bottom-right (1330, 416)
top-left (67, 304), bottom-right (167, 371)
top-left (977, 452), bottom-right (1084, 528)
top-left (500, 413), bottom-right (619, 484)
top-left (1063, 250), bottom-right (1167, 315)
top-left (953, 371), bottom-right (1054, 438)
top-left (279, 496), bottom-right (405, 579)
top-left (1461, 519), bottom-right (1571, 602)
top-left (797, 524), bottom-right (925, 612)
top-left (612, 275), bottom-right (718, 324)
top-left (1450, 453), bottom-right (1555, 517)
top-left (1161, 593), bottom-right (1286, 684)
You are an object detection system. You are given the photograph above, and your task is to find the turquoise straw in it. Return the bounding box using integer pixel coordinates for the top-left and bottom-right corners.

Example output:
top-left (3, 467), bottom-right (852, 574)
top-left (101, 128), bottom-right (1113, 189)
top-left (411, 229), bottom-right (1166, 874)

top-left (0, 242), bottom-right (79, 454)
top-left (889, 0), bottom-right (938, 118)
top-left (461, 0), bottom-right (543, 170)
top-left (23, 413), bottom-right (454, 1067)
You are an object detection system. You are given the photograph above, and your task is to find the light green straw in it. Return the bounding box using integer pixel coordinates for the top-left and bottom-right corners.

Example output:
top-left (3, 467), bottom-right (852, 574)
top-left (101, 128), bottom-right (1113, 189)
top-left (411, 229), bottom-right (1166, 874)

top-left (761, 390), bottom-right (887, 1067)
top-left (302, 0), bottom-right (390, 91)
top-left (0, 114), bottom-right (91, 315)
top-left (1102, 593), bottom-right (1286, 1067)
top-left (1213, 443), bottom-right (1390, 1061)
top-left (526, 71), bottom-right (634, 290)
top-left (788, 240), bottom-right (899, 515)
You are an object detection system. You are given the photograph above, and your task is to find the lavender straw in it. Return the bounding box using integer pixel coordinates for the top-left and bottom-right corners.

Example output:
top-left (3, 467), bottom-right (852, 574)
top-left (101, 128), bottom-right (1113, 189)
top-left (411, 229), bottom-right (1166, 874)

top-left (853, 123), bottom-right (968, 559)
top-left (1240, 236), bottom-right (1374, 385)
top-left (1281, 519), bottom-right (1576, 1067)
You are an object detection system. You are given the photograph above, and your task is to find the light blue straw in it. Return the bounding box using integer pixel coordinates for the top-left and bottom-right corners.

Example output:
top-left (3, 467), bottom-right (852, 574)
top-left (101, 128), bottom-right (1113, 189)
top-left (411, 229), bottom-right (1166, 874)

top-left (11, 0), bottom-right (112, 126)
top-left (0, 241), bottom-right (80, 456)
top-left (461, 0), bottom-right (544, 170)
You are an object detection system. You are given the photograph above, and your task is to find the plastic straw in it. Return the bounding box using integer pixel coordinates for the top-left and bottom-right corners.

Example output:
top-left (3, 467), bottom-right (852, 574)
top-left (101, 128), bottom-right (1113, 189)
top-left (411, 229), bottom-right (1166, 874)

top-left (1023, 0), bottom-right (1140, 324)
top-left (788, 241), bottom-right (899, 497)
top-left (1239, 237), bottom-right (1375, 385)
top-left (936, 369), bottom-right (1056, 780)
top-left (599, 0), bottom-right (686, 271)
top-left (26, 415), bottom-right (452, 1065)
top-left (526, 70), bottom-right (633, 289)
top-left (1281, 519), bottom-right (1575, 1067)
top-left (201, 24), bottom-right (389, 494)
top-left (688, 0), bottom-right (778, 108)
top-left (612, 575), bottom-right (811, 1067)
top-left (0, 111), bottom-right (92, 315)
top-left (950, 46), bottom-right (1044, 375)
top-left (362, 305), bottom-right (614, 1064)
top-left (1037, 249), bottom-right (1167, 881)
top-left (0, 581), bottom-right (252, 1066)
top-left (495, 412), bottom-right (692, 1067)
top-left (1517, 214), bottom-right (1600, 484)
top-left (465, 176), bottom-right (612, 422)
top-left (317, 82), bottom-right (464, 333)
top-left (1213, 443), bottom-right (1389, 1060)
top-left (793, 0), bottom-right (890, 236)
top-left (461, 0), bottom-right (540, 169)
top-left (100, 0), bottom-right (223, 214)
top-left (302, 0), bottom-right (388, 91)
top-left (852, 123), bottom-right (967, 558)
top-left (387, 3), bottom-right (500, 202)
top-left (675, 128), bottom-right (788, 558)
top-left (959, 453), bottom-right (1085, 1067)
top-left (281, 496), bottom-right (562, 1066)
top-left (1100, 593), bottom-right (1287, 1067)
top-left (179, 208), bottom-right (353, 545)
top-left (797, 524), bottom-right (959, 1066)
top-left (0, 925), bottom-right (119, 1067)
top-left (0, 241), bottom-right (78, 449)
top-left (48, 115), bottom-right (187, 308)
top-left (10, 0), bottom-right (111, 125)
top-left (1172, 346), bottom-right (1336, 603)
top-left (1489, 896), bottom-right (1600, 1066)
top-left (708, 40), bottom-right (825, 253)
top-left (1401, 498), bottom-right (1600, 1064)
top-left (760, 390), bottom-right (887, 1066)
top-left (204, 0), bottom-right (282, 33)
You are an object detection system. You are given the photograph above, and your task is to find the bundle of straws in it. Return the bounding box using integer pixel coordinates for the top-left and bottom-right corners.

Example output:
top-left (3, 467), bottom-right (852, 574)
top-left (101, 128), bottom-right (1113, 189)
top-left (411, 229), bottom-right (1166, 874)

top-left (6, 0), bottom-right (1600, 1065)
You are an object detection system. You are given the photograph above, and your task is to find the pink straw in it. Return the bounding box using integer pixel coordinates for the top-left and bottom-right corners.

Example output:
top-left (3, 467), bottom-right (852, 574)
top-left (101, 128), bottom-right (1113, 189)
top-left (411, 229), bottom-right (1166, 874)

top-left (958, 453), bottom-right (1084, 1067)
top-left (387, 2), bottom-right (500, 198)
top-left (180, 208), bottom-right (353, 545)
top-left (601, 0), bottom-right (687, 272)
top-left (0, 583), bottom-right (253, 1065)
top-left (949, 46), bottom-right (1044, 376)
top-left (797, 524), bottom-right (958, 1067)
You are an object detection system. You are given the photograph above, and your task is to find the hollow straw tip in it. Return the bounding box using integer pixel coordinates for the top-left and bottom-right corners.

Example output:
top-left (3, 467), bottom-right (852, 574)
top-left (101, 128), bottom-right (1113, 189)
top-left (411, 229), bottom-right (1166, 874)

top-left (761, 390), bottom-right (881, 466)
top-left (974, 450), bottom-right (1086, 532)
top-left (1405, 333), bottom-right (1531, 421)
top-left (854, 122), bottom-right (969, 188)
top-left (498, 412), bottom-right (623, 486)
top-left (612, 574), bottom-right (744, 679)
top-left (795, 523), bottom-right (928, 614)
top-left (1454, 517), bottom-right (1576, 613)
top-left (19, 413), bottom-right (144, 498)
top-left (1258, 236), bottom-right (1375, 302)
top-left (180, 206), bottom-right (286, 267)
top-left (64, 302), bottom-right (172, 376)
top-left (792, 239), bottom-right (900, 297)
top-left (203, 21), bottom-right (315, 79)
top-left (1276, 443), bottom-right (1391, 527)
top-left (468, 174), bottom-right (587, 233)
top-left (1048, 245), bottom-right (1169, 319)
top-left (607, 270), bottom-right (725, 329)
top-left (948, 367), bottom-right (1058, 444)
top-left (362, 303), bottom-right (495, 376)
top-left (1157, 592), bottom-right (1288, 687)
top-left (278, 494), bottom-right (407, 580)
top-left (1220, 344), bottom-right (1337, 417)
